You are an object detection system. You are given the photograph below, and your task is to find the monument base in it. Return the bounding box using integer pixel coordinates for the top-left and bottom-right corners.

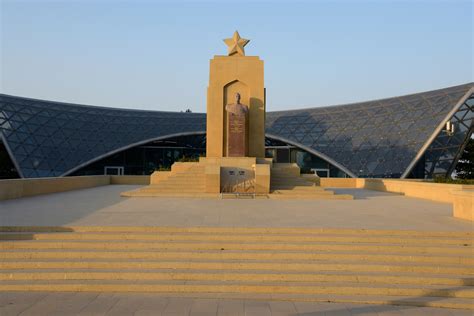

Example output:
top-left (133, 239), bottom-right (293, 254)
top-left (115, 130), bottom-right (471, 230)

top-left (121, 159), bottom-right (353, 200)
top-left (121, 158), bottom-right (271, 197)
top-left (199, 157), bottom-right (271, 194)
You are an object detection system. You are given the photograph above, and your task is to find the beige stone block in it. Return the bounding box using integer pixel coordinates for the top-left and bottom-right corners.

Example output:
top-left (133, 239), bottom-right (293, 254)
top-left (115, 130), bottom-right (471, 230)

top-left (206, 55), bottom-right (265, 158)
top-left (0, 179), bottom-right (24, 200)
top-left (316, 177), bottom-right (358, 188)
top-left (0, 176), bottom-right (110, 201)
top-left (452, 189), bottom-right (474, 221)
top-left (200, 156), bottom-right (256, 168)
top-left (150, 171), bottom-right (171, 184)
top-left (205, 164), bottom-right (221, 193)
top-left (171, 162), bottom-right (199, 173)
top-left (255, 163), bottom-right (270, 194)
top-left (272, 163), bottom-right (300, 176)
top-left (111, 175), bottom-right (150, 185)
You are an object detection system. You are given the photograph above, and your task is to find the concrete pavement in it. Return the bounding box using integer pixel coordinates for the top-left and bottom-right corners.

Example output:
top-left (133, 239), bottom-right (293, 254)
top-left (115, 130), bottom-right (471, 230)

top-left (1, 292), bottom-right (471, 316)
top-left (0, 185), bottom-right (471, 231)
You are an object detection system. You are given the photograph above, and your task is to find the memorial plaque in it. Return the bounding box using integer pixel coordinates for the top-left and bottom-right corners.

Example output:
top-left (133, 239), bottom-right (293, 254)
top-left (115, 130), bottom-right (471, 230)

top-left (226, 93), bottom-right (248, 157)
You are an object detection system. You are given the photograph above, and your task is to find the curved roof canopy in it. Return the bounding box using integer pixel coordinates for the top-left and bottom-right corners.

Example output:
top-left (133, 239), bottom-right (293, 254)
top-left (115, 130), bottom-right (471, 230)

top-left (1, 83), bottom-right (473, 178)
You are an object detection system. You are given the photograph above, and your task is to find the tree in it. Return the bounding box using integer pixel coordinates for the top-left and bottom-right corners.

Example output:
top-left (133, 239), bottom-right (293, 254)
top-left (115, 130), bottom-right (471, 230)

top-left (455, 136), bottom-right (474, 179)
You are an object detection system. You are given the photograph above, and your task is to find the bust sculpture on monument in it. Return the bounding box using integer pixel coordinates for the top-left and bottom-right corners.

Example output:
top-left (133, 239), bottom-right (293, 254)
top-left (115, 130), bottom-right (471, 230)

top-left (226, 92), bottom-right (248, 157)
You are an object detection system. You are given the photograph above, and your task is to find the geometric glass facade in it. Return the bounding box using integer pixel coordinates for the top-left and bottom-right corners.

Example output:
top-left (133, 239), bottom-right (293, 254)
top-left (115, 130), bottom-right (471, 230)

top-left (266, 83), bottom-right (473, 178)
top-left (0, 94), bottom-right (205, 178)
top-left (408, 94), bottom-right (474, 178)
top-left (1, 82), bottom-right (473, 179)
top-left (265, 138), bottom-right (349, 177)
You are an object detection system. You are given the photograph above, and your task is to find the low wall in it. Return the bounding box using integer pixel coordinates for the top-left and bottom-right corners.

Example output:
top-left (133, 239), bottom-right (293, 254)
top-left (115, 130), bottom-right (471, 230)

top-left (317, 177), bottom-right (473, 221)
top-left (110, 175), bottom-right (150, 185)
top-left (308, 177), bottom-right (358, 188)
top-left (362, 179), bottom-right (473, 204)
top-left (452, 190), bottom-right (474, 221)
top-left (0, 176), bottom-right (110, 201)
top-left (0, 175), bottom-right (153, 201)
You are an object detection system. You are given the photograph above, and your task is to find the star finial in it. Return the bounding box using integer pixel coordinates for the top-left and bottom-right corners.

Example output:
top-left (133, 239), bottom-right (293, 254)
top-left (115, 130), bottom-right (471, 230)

top-left (223, 31), bottom-right (250, 56)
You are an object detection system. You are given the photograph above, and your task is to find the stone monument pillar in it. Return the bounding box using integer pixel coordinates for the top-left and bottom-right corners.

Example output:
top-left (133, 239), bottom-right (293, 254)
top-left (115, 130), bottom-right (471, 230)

top-left (226, 92), bottom-right (248, 157)
top-left (206, 31), bottom-right (265, 158)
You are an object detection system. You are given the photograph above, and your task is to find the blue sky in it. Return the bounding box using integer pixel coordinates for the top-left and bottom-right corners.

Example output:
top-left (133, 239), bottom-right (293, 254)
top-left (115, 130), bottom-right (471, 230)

top-left (1, 0), bottom-right (472, 112)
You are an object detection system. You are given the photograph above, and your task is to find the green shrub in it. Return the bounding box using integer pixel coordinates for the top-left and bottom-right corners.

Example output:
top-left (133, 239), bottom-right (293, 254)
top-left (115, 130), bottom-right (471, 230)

top-left (177, 156), bottom-right (200, 162)
top-left (433, 176), bottom-right (474, 185)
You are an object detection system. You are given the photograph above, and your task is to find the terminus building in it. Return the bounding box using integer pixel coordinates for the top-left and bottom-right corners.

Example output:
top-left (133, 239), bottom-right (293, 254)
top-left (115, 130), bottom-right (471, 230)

top-left (0, 82), bottom-right (472, 180)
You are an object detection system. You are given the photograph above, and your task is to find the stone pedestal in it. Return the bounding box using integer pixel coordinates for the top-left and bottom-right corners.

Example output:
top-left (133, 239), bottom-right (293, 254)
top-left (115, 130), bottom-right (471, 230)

top-left (199, 157), bottom-right (269, 194)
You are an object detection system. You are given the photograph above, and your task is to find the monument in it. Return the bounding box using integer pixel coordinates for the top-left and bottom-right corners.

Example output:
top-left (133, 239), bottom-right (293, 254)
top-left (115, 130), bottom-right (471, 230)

top-left (201, 30), bottom-right (270, 194)
top-left (126, 31), bottom-right (272, 196)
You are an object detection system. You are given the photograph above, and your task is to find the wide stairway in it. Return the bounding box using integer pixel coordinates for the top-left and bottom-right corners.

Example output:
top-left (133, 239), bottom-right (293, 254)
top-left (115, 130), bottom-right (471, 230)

top-left (122, 164), bottom-right (213, 197)
top-left (0, 226), bottom-right (472, 310)
top-left (270, 166), bottom-right (352, 200)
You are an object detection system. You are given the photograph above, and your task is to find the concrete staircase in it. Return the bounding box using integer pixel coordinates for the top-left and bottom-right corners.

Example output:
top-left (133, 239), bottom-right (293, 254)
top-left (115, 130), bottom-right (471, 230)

top-left (122, 164), bottom-right (216, 198)
top-left (0, 226), bottom-right (472, 310)
top-left (270, 165), bottom-right (353, 200)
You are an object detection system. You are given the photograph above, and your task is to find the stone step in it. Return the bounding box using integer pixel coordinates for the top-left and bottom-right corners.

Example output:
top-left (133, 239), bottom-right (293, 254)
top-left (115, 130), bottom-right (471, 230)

top-left (168, 174), bottom-right (206, 179)
top-left (139, 184), bottom-right (206, 189)
top-left (139, 188), bottom-right (207, 192)
top-left (1, 260), bottom-right (472, 275)
top-left (158, 177), bottom-right (206, 182)
top-left (122, 192), bottom-right (219, 198)
top-left (2, 226), bottom-right (473, 309)
top-left (270, 176), bottom-right (311, 180)
top-left (269, 194), bottom-right (354, 200)
top-left (0, 280), bottom-right (473, 300)
top-left (270, 176), bottom-right (312, 180)
top-left (271, 180), bottom-right (311, 184)
top-left (1, 232), bottom-right (471, 246)
top-left (1, 269), bottom-right (473, 286)
top-left (163, 180), bottom-right (205, 184)
top-left (150, 185), bottom-right (206, 190)
top-left (1, 250), bottom-right (471, 265)
top-left (1, 241), bottom-right (471, 256)
top-left (270, 183), bottom-right (316, 187)
top-left (2, 226), bottom-right (470, 238)
top-left (138, 186), bottom-right (206, 192)
top-left (270, 189), bottom-right (334, 194)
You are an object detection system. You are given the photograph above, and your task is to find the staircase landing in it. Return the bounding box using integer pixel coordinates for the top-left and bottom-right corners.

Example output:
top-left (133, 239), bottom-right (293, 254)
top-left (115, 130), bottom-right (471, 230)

top-left (122, 162), bottom-right (353, 200)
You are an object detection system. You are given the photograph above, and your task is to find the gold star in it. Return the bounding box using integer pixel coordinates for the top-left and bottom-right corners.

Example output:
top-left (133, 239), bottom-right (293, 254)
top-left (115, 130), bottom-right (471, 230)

top-left (223, 31), bottom-right (250, 56)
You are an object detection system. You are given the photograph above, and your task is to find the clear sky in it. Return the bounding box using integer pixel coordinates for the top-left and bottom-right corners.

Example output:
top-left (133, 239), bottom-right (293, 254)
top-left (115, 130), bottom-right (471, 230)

top-left (1, 0), bottom-right (472, 113)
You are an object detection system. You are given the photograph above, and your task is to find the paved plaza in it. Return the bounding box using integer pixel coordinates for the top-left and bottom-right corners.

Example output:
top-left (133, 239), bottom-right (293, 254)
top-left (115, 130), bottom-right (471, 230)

top-left (1, 292), bottom-right (472, 316)
top-left (0, 185), bottom-right (470, 231)
top-left (1, 185), bottom-right (472, 315)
